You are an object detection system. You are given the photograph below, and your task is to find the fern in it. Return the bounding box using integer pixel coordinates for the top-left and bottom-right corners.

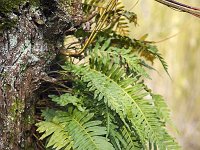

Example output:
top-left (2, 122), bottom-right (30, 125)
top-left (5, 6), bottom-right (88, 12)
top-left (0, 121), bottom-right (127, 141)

top-left (49, 93), bottom-right (85, 111)
top-left (91, 38), bottom-right (150, 78)
top-left (36, 107), bottom-right (114, 150)
top-left (89, 32), bottom-right (169, 76)
top-left (36, 0), bottom-right (180, 149)
top-left (36, 109), bottom-right (73, 150)
top-left (152, 94), bottom-right (172, 123)
top-left (120, 125), bottom-right (142, 150)
top-left (62, 55), bottom-right (179, 149)
top-left (141, 45), bottom-right (170, 77)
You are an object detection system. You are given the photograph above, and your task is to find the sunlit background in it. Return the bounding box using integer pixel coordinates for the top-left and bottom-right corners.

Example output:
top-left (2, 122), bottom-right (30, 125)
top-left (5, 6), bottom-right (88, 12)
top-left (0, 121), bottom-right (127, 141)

top-left (123, 0), bottom-right (200, 149)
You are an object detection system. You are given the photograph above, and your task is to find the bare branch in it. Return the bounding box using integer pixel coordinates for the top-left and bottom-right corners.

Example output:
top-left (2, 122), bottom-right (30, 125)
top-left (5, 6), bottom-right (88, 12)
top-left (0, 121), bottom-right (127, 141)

top-left (155, 0), bottom-right (200, 18)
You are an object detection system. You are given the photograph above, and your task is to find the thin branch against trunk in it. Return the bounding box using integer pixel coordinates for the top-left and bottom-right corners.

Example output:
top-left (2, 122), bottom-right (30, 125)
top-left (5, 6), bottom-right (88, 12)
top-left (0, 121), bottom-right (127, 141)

top-left (155, 0), bottom-right (200, 18)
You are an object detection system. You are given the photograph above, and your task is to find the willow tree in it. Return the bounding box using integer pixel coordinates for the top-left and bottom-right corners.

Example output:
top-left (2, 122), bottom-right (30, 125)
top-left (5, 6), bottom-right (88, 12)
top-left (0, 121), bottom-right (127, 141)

top-left (0, 0), bottom-right (199, 149)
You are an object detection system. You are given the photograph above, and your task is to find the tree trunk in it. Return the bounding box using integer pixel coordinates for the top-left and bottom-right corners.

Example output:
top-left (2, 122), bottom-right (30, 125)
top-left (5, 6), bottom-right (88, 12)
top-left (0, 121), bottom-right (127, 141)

top-left (0, 0), bottom-right (83, 150)
top-left (0, 1), bottom-right (80, 149)
top-left (0, 8), bottom-right (51, 150)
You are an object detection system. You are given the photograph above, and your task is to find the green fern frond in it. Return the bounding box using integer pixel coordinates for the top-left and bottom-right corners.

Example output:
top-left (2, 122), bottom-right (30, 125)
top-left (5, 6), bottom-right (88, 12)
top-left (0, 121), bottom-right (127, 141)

top-left (91, 38), bottom-right (150, 78)
top-left (90, 32), bottom-right (169, 76)
top-left (36, 109), bottom-right (73, 150)
top-left (120, 126), bottom-right (143, 150)
top-left (63, 62), bottom-right (147, 143)
top-left (152, 94), bottom-right (172, 123)
top-left (152, 94), bottom-right (179, 135)
top-left (49, 93), bottom-right (85, 111)
top-left (63, 58), bottom-right (179, 149)
top-left (109, 123), bottom-right (125, 150)
top-left (65, 108), bottom-right (114, 150)
top-left (90, 99), bottom-right (143, 150)
top-left (109, 122), bottom-right (143, 150)
top-left (37, 108), bottom-right (114, 150)
top-left (147, 45), bottom-right (170, 77)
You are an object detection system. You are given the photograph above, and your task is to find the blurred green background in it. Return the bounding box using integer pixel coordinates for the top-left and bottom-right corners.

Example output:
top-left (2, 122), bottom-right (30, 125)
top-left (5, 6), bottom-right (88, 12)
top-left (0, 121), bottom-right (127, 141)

top-left (123, 0), bottom-right (200, 149)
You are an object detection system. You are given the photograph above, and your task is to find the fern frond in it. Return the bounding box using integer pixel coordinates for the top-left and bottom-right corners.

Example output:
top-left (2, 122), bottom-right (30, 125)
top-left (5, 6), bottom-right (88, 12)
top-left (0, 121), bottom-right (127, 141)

top-left (109, 122), bottom-right (143, 150)
top-left (65, 108), bottom-right (114, 150)
top-left (120, 125), bottom-right (143, 150)
top-left (91, 38), bottom-right (150, 78)
top-left (63, 59), bottom-right (179, 149)
top-left (90, 99), bottom-right (143, 150)
top-left (152, 94), bottom-right (171, 123)
top-left (109, 123), bottom-right (125, 150)
top-left (138, 44), bottom-right (170, 77)
top-left (147, 45), bottom-right (170, 76)
top-left (114, 16), bottom-right (130, 36)
top-left (111, 1), bottom-right (130, 36)
top-left (36, 109), bottom-right (73, 150)
top-left (37, 108), bottom-right (114, 150)
top-left (88, 32), bottom-right (169, 76)
top-left (49, 93), bottom-right (85, 111)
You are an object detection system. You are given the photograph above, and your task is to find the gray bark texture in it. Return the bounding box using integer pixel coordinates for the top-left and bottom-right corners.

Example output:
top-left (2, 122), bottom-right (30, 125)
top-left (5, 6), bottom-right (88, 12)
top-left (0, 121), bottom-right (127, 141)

top-left (0, 1), bottom-right (81, 149)
top-left (0, 9), bottom-right (53, 150)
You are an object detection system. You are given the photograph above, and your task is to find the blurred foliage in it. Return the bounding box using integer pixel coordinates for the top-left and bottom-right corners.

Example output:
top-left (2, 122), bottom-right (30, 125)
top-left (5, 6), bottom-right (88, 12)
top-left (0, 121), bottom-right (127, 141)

top-left (123, 0), bottom-right (200, 149)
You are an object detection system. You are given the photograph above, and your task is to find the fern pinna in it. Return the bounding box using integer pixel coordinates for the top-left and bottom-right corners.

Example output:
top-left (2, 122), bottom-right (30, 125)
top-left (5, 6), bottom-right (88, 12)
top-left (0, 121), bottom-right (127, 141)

top-left (36, 0), bottom-right (179, 149)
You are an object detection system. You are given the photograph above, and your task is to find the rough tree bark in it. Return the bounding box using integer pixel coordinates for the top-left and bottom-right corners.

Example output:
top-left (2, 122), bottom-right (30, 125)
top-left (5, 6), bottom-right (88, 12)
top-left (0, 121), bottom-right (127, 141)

top-left (0, 6), bottom-right (53, 150)
top-left (0, 0), bottom-right (82, 149)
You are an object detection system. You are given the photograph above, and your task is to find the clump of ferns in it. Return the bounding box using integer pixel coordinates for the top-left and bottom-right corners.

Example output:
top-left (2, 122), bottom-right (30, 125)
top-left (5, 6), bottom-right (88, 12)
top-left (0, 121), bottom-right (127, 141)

top-left (36, 37), bottom-right (179, 149)
top-left (36, 0), bottom-right (179, 150)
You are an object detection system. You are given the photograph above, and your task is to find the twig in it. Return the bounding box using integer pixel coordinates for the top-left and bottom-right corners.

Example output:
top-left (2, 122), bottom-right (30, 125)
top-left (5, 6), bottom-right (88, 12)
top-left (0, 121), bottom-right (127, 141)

top-left (155, 0), bottom-right (200, 18)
